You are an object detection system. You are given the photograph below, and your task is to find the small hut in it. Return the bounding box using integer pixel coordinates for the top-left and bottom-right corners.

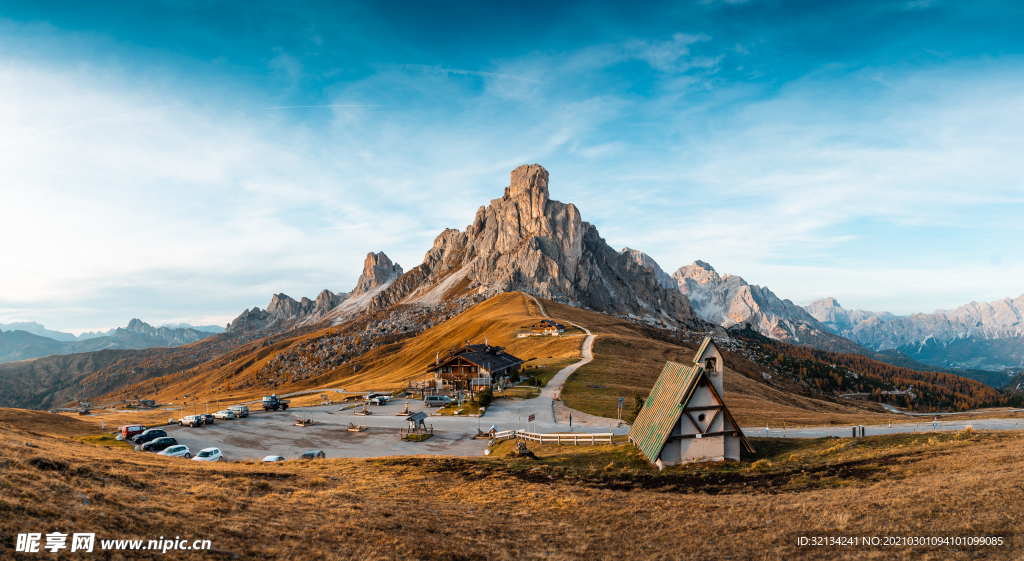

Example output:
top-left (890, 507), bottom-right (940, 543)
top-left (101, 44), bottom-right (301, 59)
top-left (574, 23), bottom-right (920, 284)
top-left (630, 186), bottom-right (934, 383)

top-left (406, 412), bottom-right (428, 432)
top-left (628, 337), bottom-right (753, 468)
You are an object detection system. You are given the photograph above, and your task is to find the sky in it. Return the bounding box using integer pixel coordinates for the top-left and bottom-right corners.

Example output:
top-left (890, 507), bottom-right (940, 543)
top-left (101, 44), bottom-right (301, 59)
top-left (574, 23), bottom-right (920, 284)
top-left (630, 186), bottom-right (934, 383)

top-left (1, 0), bottom-right (1023, 333)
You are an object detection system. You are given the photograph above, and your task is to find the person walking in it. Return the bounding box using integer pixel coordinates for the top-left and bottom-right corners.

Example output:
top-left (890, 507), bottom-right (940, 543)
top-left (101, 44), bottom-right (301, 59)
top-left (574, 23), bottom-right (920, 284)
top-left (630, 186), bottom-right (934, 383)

top-left (933, 416), bottom-right (938, 431)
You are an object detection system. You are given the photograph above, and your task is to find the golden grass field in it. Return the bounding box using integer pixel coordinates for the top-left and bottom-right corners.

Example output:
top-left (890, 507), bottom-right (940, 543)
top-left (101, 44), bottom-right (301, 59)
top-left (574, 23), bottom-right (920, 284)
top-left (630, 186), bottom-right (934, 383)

top-left (1, 409), bottom-right (1023, 560)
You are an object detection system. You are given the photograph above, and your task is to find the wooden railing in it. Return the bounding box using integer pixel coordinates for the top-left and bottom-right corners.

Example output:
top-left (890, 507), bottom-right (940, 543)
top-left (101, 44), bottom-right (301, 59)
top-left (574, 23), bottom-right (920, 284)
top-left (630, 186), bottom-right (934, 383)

top-left (491, 430), bottom-right (613, 445)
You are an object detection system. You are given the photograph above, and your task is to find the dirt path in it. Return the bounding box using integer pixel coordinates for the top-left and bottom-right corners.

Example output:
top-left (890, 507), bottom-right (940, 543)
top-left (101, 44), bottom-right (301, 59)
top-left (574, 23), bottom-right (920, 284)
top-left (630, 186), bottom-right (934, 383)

top-left (522, 294), bottom-right (617, 428)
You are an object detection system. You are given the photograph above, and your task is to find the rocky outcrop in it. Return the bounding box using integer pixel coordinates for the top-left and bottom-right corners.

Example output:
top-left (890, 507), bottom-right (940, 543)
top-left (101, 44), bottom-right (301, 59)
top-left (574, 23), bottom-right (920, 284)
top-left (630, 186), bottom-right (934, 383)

top-left (620, 248), bottom-right (674, 289)
top-left (227, 289), bottom-right (349, 332)
top-left (351, 252), bottom-right (404, 297)
top-left (364, 164), bottom-right (700, 326)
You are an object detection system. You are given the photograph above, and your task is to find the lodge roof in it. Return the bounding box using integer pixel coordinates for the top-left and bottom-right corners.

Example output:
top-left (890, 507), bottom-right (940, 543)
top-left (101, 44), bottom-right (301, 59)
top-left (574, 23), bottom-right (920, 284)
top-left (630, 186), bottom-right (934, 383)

top-left (628, 337), bottom-right (753, 464)
top-left (532, 319), bottom-right (565, 329)
top-left (426, 343), bottom-right (524, 373)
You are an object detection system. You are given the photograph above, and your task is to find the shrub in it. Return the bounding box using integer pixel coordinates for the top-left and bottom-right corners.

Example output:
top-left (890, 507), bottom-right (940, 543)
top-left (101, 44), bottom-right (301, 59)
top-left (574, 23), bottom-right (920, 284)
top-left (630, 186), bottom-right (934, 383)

top-left (749, 459), bottom-right (771, 472)
top-left (475, 387), bottom-right (493, 408)
top-left (625, 393), bottom-right (646, 424)
top-left (955, 426), bottom-right (977, 440)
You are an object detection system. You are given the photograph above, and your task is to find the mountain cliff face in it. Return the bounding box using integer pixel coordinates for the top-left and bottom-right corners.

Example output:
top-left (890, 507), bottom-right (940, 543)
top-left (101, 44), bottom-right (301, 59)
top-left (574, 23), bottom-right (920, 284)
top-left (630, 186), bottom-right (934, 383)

top-left (804, 295), bottom-right (1024, 369)
top-left (620, 247), bottom-right (674, 289)
top-left (362, 164), bottom-right (700, 326)
top-left (351, 252), bottom-right (404, 297)
top-left (667, 260), bottom-right (826, 340)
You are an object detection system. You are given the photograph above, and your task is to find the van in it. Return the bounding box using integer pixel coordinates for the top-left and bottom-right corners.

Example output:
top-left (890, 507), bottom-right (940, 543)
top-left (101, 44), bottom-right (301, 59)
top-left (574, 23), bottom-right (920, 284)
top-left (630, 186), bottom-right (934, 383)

top-left (120, 425), bottom-right (147, 439)
top-left (227, 405), bottom-right (249, 418)
top-left (423, 395), bottom-right (452, 408)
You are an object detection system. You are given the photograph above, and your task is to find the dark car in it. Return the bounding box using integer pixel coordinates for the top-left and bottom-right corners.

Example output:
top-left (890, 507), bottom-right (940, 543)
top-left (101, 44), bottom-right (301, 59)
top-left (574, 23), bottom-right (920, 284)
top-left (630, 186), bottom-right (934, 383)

top-left (201, 414), bottom-right (215, 425)
top-left (139, 437), bottom-right (178, 452)
top-left (299, 450), bottom-right (325, 460)
top-left (132, 428), bottom-right (167, 444)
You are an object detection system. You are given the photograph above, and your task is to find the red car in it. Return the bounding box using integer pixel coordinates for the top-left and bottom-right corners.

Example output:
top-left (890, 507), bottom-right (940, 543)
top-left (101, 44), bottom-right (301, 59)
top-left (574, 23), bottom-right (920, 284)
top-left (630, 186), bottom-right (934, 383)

top-left (120, 424), bottom-right (147, 439)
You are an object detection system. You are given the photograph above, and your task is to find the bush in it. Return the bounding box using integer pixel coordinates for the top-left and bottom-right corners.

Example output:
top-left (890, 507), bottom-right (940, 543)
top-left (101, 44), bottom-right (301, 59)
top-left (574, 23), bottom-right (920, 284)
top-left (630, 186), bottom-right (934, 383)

top-left (476, 387), bottom-right (493, 408)
top-left (749, 459), bottom-right (771, 472)
top-left (625, 393), bottom-right (646, 424)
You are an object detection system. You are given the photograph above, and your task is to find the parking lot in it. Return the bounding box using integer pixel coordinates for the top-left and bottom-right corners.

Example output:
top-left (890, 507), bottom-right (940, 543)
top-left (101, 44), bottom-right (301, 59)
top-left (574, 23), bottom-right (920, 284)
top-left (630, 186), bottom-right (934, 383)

top-left (159, 392), bottom-right (631, 461)
top-left (165, 399), bottom-right (495, 461)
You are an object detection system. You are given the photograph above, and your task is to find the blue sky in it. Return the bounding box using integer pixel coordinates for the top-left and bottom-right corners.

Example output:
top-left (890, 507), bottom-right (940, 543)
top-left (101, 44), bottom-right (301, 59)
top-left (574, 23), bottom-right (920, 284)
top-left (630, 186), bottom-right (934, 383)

top-left (1, 0), bottom-right (1023, 332)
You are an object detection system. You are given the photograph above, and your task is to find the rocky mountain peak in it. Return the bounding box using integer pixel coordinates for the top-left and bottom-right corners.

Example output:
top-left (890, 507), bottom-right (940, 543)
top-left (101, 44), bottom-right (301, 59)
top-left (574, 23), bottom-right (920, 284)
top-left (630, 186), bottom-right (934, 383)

top-left (505, 164), bottom-right (550, 222)
top-left (352, 252), bottom-right (404, 297)
top-left (673, 261), bottom-right (724, 286)
top-left (364, 164), bottom-right (699, 326)
top-left (125, 318), bottom-right (151, 333)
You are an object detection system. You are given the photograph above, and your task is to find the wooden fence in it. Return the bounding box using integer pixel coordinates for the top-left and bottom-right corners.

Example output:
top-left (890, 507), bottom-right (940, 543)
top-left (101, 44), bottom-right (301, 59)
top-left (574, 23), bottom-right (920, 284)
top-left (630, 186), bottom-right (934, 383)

top-left (491, 430), bottom-right (613, 445)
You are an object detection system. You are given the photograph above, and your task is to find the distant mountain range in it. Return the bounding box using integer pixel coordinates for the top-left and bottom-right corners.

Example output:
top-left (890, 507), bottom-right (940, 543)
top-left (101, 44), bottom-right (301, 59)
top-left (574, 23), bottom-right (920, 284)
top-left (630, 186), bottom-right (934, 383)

top-left (619, 249), bottom-right (1023, 382)
top-left (0, 319), bottom-right (217, 364)
top-left (804, 296), bottom-right (1024, 371)
top-left (0, 321), bottom-right (223, 343)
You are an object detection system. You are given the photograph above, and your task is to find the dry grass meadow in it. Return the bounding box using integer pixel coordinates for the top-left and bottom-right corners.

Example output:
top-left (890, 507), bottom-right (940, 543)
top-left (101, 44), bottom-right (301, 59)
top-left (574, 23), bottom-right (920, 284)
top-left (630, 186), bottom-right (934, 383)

top-left (2, 409), bottom-right (1023, 560)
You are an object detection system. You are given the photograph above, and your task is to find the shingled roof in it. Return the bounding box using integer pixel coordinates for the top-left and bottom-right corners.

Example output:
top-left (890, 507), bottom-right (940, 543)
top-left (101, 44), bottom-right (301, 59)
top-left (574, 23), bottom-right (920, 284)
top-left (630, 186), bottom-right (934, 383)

top-left (426, 344), bottom-right (523, 373)
top-left (629, 339), bottom-right (753, 464)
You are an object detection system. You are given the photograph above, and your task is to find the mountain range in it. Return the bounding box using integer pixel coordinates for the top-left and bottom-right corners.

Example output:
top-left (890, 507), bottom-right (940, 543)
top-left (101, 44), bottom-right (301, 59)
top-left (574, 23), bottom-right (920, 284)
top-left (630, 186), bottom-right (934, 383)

top-left (226, 164), bottom-right (701, 335)
top-left (0, 319), bottom-right (217, 364)
top-left (618, 249), bottom-right (1023, 377)
top-left (804, 296), bottom-right (1024, 370)
top-left (2, 162), bottom-right (1020, 411)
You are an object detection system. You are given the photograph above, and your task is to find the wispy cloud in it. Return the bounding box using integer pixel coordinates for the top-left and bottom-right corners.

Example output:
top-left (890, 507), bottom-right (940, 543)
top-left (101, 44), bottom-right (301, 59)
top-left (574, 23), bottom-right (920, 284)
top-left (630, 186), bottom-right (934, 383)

top-left (262, 104), bottom-right (378, 109)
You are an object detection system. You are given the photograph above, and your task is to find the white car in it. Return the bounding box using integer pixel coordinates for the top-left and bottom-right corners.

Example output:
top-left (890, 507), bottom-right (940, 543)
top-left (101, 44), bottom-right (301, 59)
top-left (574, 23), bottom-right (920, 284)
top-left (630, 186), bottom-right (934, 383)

top-left (158, 445), bottom-right (192, 459)
top-left (261, 455), bottom-right (286, 463)
top-left (191, 447), bottom-right (224, 462)
top-left (213, 410), bottom-right (236, 420)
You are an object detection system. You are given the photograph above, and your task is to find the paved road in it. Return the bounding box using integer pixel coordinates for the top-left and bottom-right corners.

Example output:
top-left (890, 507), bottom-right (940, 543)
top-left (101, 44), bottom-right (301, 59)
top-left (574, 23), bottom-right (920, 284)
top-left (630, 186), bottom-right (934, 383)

top-left (879, 403), bottom-right (1024, 417)
top-left (744, 417), bottom-right (1024, 439)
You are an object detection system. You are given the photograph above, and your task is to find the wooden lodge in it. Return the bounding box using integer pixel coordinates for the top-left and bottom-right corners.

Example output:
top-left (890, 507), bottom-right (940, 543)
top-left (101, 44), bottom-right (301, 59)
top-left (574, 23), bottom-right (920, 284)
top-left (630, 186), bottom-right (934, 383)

top-left (628, 337), bottom-right (753, 468)
top-left (426, 342), bottom-right (524, 391)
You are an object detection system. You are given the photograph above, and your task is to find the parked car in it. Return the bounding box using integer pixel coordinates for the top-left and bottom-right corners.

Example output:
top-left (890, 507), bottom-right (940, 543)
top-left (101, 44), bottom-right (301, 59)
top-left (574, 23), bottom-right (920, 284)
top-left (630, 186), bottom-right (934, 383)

top-left (158, 445), bottom-right (192, 459)
top-left (227, 405), bottom-right (249, 418)
top-left (213, 410), bottom-right (236, 420)
top-left (367, 395), bottom-right (390, 406)
top-left (178, 415), bottom-right (203, 427)
top-left (119, 425), bottom-right (147, 440)
top-left (132, 428), bottom-right (167, 444)
top-left (201, 414), bottom-right (215, 425)
top-left (139, 437), bottom-right (178, 452)
top-left (299, 450), bottom-right (325, 460)
top-left (423, 395), bottom-right (453, 408)
top-left (261, 455), bottom-right (286, 463)
top-left (192, 448), bottom-right (224, 462)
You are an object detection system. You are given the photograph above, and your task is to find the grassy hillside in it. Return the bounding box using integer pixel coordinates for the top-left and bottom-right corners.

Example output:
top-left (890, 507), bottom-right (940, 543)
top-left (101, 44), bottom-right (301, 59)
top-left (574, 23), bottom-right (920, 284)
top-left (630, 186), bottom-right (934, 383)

top-left (1, 410), bottom-right (1022, 559)
top-left (98, 293), bottom-right (583, 409)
